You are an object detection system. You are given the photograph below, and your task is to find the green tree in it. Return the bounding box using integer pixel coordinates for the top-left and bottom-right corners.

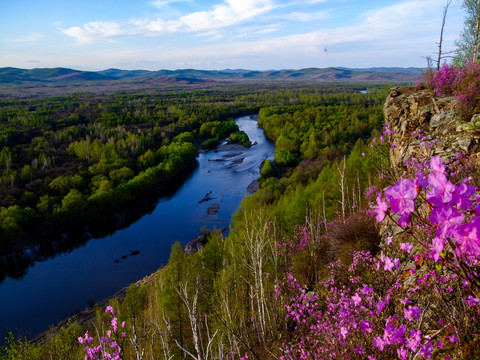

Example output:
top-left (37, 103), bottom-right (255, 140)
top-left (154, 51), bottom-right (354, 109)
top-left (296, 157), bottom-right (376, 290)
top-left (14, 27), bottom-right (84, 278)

top-left (58, 189), bottom-right (85, 213)
top-left (160, 241), bottom-right (189, 358)
top-left (0, 334), bottom-right (42, 360)
top-left (109, 167), bottom-right (135, 185)
top-left (260, 159), bottom-right (275, 178)
top-left (455, 0), bottom-right (480, 64)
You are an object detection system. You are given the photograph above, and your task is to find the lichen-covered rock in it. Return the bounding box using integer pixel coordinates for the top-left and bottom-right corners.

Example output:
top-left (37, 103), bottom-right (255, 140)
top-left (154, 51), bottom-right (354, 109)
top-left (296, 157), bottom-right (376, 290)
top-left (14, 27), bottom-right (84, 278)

top-left (384, 87), bottom-right (480, 173)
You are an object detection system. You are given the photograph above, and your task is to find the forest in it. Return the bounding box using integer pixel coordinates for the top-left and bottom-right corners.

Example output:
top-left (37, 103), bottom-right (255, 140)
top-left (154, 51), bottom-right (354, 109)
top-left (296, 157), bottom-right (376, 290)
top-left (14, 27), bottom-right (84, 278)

top-left (1, 67), bottom-right (479, 358)
top-left (0, 84), bottom-right (386, 256)
top-left (0, 82), bottom-right (395, 358)
top-left (3, 0), bottom-right (480, 358)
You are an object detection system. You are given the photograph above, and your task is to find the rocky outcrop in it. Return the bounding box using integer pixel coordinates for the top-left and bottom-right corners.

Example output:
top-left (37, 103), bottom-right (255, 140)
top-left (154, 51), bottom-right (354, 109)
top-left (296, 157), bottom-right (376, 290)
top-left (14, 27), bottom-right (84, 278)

top-left (380, 87), bottom-right (480, 251)
top-left (384, 87), bottom-right (480, 172)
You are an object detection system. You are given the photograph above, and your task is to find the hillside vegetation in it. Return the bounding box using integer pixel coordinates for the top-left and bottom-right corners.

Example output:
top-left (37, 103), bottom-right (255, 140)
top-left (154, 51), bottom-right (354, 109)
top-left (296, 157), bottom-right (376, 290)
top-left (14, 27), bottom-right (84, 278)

top-left (2, 68), bottom-right (480, 359)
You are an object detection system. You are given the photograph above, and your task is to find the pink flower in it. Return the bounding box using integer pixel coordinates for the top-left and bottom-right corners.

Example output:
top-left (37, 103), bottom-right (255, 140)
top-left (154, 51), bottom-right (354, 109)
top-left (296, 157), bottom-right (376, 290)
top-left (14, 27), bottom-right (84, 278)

top-left (352, 293), bottom-right (362, 307)
top-left (418, 340), bottom-right (433, 359)
top-left (111, 317), bottom-right (118, 333)
top-left (404, 305), bottom-right (422, 322)
top-left (360, 284), bottom-right (373, 295)
top-left (429, 206), bottom-right (464, 239)
top-left (371, 193), bottom-right (388, 222)
top-left (430, 156), bottom-right (445, 173)
top-left (360, 320), bottom-right (372, 333)
top-left (431, 237), bottom-right (445, 262)
top-left (450, 178), bottom-right (475, 210)
top-left (397, 347), bottom-right (408, 360)
top-left (385, 179), bottom-right (417, 216)
top-left (466, 296), bottom-right (480, 307)
top-left (451, 220), bottom-right (480, 259)
top-left (427, 172), bottom-right (455, 204)
top-left (391, 324), bottom-right (406, 345)
top-left (448, 334), bottom-right (459, 343)
top-left (400, 242), bottom-right (414, 254)
top-left (105, 305), bottom-right (115, 315)
top-left (373, 336), bottom-right (388, 351)
top-left (406, 329), bottom-right (422, 352)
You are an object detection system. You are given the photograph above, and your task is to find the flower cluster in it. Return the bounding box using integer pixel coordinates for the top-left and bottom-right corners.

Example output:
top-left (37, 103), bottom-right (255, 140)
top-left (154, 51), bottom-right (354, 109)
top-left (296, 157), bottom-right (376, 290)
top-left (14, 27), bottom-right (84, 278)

top-left (429, 62), bottom-right (480, 118)
top-left (373, 155), bottom-right (480, 264)
top-left (277, 144), bottom-right (480, 359)
top-left (276, 225), bottom-right (310, 257)
top-left (78, 306), bottom-right (126, 360)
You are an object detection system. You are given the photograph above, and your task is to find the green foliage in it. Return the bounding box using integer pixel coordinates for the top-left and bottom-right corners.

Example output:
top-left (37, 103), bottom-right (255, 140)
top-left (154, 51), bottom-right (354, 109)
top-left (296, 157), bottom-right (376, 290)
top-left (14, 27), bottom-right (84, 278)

top-left (454, 0), bottom-right (480, 65)
top-left (58, 189), bottom-right (85, 214)
top-left (2, 84), bottom-right (394, 359)
top-left (108, 166), bottom-right (135, 185)
top-left (228, 131), bottom-right (250, 147)
top-left (0, 334), bottom-right (42, 360)
top-left (200, 136), bottom-right (220, 150)
top-left (260, 159), bottom-right (275, 178)
top-left (173, 131), bottom-right (194, 143)
top-left (121, 284), bottom-right (148, 321)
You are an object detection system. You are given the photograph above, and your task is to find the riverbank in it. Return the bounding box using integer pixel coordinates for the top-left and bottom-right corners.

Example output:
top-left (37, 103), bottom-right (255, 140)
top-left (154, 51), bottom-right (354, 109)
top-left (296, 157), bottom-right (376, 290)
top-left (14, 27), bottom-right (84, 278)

top-left (33, 269), bottom-right (162, 344)
top-left (0, 115), bottom-right (275, 341)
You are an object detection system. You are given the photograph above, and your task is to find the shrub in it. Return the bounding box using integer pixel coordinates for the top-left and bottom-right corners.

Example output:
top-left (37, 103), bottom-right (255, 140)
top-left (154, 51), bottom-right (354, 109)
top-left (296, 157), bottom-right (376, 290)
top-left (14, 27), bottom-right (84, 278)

top-left (277, 137), bottom-right (480, 359)
top-left (429, 62), bottom-right (480, 119)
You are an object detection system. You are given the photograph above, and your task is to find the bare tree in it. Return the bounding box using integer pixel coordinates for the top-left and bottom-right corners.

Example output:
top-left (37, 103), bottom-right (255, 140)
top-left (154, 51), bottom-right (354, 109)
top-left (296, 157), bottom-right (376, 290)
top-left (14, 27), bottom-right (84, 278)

top-left (437, 0), bottom-right (453, 70)
top-left (336, 155), bottom-right (346, 222)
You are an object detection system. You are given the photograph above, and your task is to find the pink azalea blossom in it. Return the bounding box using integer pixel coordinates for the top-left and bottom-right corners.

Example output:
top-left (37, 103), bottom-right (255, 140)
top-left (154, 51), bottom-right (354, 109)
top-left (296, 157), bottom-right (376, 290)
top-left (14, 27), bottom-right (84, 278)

top-left (451, 220), bottom-right (480, 259)
top-left (360, 320), bottom-right (372, 333)
top-left (385, 179), bottom-right (417, 216)
top-left (352, 293), bottom-right (362, 307)
top-left (448, 334), bottom-right (459, 344)
top-left (400, 242), bottom-right (414, 253)
top-left (373, 336), bottom-right (388, 351)
top-left (105, 305), bottom-right (114, 315)
top-left (404, 305), bottom-right (422, 321)
top-left (406, 329), bottom-right (422, 352)
top-left (391, 325), bottom-right (406, 345)
top-left (429, 206), bottom-right (464, 239)
top-left (371, 193), bottom-right (388, 222)
top-left (430, 156), bottom-right (445, 173)
top-left (427, 171), bottom-right (455, 204)
top-left (431, 237), bottom-right (445, 262)
top-left (397, 347), bottom-right (408, 360)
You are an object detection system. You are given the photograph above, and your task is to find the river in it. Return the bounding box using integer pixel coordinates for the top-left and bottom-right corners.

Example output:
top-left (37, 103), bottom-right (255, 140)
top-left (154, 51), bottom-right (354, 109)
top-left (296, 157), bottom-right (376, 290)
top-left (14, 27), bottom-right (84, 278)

top-left (0, 115), bottom-right (274, 339)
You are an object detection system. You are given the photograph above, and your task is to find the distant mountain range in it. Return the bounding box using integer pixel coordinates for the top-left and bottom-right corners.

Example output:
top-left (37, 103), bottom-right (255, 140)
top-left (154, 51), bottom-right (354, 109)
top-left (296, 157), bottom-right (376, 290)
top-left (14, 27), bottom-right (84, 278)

top-left (0, 66), bottom-right (423, 85)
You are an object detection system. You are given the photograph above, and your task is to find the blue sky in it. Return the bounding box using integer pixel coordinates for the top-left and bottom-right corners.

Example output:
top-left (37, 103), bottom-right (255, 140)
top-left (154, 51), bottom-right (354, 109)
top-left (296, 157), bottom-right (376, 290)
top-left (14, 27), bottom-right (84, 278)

top-left (0, 0), bottom-right (466, 70)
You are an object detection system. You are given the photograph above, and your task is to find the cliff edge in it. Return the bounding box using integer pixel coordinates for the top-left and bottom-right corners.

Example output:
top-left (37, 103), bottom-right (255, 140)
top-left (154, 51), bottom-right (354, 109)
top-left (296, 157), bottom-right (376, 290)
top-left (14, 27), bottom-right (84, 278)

top-left (384, 87), bottom-right (480, 172)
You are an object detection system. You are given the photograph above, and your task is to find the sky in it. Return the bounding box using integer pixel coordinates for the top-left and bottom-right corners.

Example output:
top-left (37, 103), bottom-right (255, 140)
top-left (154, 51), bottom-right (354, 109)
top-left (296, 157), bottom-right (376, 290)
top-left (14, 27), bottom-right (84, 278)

top-left (0, 0), bottom-right (467, 71)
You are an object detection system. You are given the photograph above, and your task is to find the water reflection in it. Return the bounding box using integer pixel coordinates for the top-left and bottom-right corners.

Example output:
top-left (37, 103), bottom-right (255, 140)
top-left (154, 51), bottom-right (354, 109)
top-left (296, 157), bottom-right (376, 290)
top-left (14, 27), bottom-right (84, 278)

top-left (0, 115), bottom-right (275, 339)
top-left (0, 165), bottom-right (197, 284)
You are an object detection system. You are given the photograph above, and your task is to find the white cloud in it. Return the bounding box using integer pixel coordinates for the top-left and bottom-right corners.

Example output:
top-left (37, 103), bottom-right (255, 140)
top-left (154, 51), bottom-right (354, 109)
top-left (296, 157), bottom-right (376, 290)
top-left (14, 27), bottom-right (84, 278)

top-left (283, 11), bottom-right (329, 22)
top-left (2, 32), bottom-right (46, 44)
top-left (151, 0), bottom-right (193, 9)
top-left (159, 0), bottom-right (274, 32)
top-left (49, 0), bottom-right (462, 69)
top-left (61, 21), bottom-right (125, 44)
top-left (62, 0), bottom-right (275, 44)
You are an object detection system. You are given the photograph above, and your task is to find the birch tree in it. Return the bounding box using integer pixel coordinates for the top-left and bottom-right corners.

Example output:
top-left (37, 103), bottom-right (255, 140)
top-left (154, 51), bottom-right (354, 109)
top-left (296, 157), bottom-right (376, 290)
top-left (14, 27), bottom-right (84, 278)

top-left (455, 0), bottom-right (480, 64)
